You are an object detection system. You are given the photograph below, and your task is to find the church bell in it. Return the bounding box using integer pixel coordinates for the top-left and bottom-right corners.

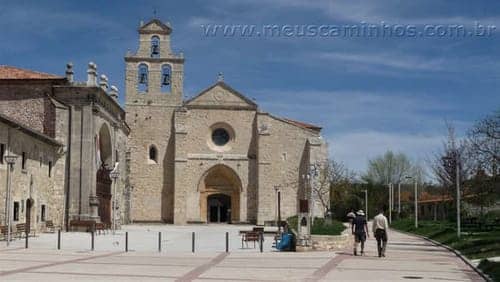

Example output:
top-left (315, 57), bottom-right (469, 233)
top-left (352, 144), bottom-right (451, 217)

top-left (162, 73), bottom-right (170, 86)
top-left (139, 73), bottom-right (147, 84)
top-left (151, 44), bottom-right (159, 56)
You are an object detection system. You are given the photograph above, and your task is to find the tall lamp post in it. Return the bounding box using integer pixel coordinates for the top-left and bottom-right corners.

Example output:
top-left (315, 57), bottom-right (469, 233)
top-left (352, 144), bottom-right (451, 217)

top-left (388, 183), bottom-right (392, 224)
top-left (398, 182), bottom-right (401, 215)
top-left (109, 169), bottom-right (120, 235)
top-left (4, 155), bottom-right (18, 246)
top-left (274, 185), bottom-right (282, 233)
top-left (363, 190), bottom-right (368, 219)
top-left (443, 155), bottom-right (461, 238)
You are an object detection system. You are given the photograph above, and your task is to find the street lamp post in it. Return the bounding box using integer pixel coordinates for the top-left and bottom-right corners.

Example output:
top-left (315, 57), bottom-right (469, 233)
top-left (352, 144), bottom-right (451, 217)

top-left (414, 178), bottom-right (418, 228)
top-left (274, 185), bottom-right (281, 233)
top-left (398, 182), bottom-right (401, 215)
top-left (388, 183), bottom-right (392, 224)
top-left (443, 155), bottom-right (461, 238)
top-left (4, 155), bottom-right (18, 246)
top-left (363, 190), bottom-right (368, 219)
top-left (455, 157), bottom-right (461, 238)
top-left (109, 169), bottom-right (120, 235)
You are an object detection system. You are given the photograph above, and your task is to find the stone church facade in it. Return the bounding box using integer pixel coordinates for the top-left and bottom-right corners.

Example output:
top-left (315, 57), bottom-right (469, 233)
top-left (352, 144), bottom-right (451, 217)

top-left (0, 18), bottom-right (328, 231)
top-left (126, 19), bottom-right (328, 225)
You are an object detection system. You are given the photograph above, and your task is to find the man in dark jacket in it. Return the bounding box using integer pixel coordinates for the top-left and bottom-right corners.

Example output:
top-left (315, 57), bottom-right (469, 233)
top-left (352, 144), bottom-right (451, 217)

top-left (351, 210), bottom-right (369, 256)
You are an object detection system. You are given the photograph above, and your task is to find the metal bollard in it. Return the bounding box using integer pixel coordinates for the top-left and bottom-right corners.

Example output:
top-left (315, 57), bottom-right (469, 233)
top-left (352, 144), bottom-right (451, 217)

top-left (259, 233), bottom-right (263, 253)
top-left (125, 232), bottom-right (128, 252)
top-left (91, 231), bottom-right (95, 251)
top-left (158, 232), bottom-right (162, 252)
top-left (225, 232), bottom-right (229, 253)
top-left (192, 232), bottom-right (195, 253)
top-left (57, 230), bottom-right (61, 250)
top-left (25, 233), bottom-right (28, 249)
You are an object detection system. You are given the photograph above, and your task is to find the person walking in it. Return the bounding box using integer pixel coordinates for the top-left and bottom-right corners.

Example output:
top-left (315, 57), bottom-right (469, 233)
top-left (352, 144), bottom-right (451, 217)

top-left (351, 210), bottom-right (369, 256)
top-left (347, 209), bottom-right (356, 225)
top-left (373, 208), bottom-right (389, 258)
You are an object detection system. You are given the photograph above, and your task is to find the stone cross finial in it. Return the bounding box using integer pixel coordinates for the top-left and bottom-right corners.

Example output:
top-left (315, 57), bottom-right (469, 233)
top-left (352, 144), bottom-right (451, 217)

top-left (99, 74), bottom-right (109, 90)
top-left (217, 72), bottom-right (224, 82)
top-left (65, 62), bottom-right (74, 83)
top-left (110, 85), bottom-right (119, 100)
top-left (87, 62), bottom-right (98, 86)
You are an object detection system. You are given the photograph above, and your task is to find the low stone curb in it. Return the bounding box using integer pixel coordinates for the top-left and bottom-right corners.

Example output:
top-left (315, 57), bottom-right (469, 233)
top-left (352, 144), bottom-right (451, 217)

top-left (392, 229), bottom-right (492, 282)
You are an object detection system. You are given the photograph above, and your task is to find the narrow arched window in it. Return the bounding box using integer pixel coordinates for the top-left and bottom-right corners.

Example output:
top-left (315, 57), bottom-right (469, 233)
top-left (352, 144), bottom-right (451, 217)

top-left (138, 63), bottom-right (148, 93)
top-left (151, 36), bottom-right (160, 58)
top-left (148, 145), bottom-right (157, 163)
top-left (161, 64), bottom-right (171, 93)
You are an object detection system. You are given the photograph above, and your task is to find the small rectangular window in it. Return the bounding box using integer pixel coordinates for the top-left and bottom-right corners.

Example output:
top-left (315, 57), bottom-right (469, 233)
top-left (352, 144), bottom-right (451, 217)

top-left (41, 205), bottom-right (46, 222)
top-left (21, 152), bottom-right (26, 170)
top-left (48, 161), bottom-right (52, 178)
top-left (13, 202), bottom-right (19, 221)
top-left (0, 143), bottom-right (5, 164)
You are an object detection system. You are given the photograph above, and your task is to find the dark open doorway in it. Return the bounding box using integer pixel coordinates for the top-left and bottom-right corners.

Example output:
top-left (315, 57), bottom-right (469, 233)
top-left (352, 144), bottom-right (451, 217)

top-left (207, 194), bottom-right (231, 223)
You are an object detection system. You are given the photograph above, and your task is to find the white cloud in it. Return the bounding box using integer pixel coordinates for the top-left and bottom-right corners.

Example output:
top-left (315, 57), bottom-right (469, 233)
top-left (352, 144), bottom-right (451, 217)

top-left (316, 52), bottom-right (445, 71)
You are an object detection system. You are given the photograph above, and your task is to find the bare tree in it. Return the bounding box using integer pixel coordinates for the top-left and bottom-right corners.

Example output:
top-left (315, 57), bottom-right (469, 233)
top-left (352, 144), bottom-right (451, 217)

top-left (313, 159), bottom-right (354, 215)
top-left (431, 122), bottom-right (472, 202)
top-left (467, 110), bottom-right (500, 176)
top-left (362, 150), bottom-right (416, 185)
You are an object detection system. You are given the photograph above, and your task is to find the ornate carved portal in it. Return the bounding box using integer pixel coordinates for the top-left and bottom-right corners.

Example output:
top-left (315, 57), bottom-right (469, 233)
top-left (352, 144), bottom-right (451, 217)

top-left (199, 165), bottom-right (241, 223)
top-left (96, 166), bottom-right (112, 224)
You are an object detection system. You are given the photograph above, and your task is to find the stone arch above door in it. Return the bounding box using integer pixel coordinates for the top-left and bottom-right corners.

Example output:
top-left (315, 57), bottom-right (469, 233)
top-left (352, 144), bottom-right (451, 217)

top-left (198, 164), bottom-right (242, 223)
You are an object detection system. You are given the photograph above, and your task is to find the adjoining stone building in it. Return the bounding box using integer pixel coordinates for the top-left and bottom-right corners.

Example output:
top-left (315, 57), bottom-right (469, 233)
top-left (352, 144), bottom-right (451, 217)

top-left (0, 65), bottom-right (129, 232)
top-left (126, 19), bottom-right (329, 225)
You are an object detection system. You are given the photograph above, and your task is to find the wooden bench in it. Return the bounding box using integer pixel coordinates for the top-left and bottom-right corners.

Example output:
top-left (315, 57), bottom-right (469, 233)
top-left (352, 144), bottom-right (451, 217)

top-left (15, 223), bottom-right (27, 238)
top-left (0, 225), bottom-right (8, 240)
top-left (69, 220), bottom-right (96, 232)
top-left (95, 222), bottom-right (107, 235)
top-left (241, 231), bottom-right (260, 248)
top-left (44, 220), bottom-right (56, 233)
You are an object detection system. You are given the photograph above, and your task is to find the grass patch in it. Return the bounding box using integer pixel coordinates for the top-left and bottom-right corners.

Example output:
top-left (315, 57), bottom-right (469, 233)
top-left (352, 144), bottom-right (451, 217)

top-left (478, 260), bottom-right (500, 282)
top-left (392, 219), bottom-right (500, 281)
top-left (287, 216), bottom-right (345, 236)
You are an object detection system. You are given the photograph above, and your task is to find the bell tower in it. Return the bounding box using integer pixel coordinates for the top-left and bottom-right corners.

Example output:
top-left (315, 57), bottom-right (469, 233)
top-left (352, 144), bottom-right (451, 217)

top-left (125, 19), bottom-right (182, 223)
top-left (125, 19), bottom-right (184, 104)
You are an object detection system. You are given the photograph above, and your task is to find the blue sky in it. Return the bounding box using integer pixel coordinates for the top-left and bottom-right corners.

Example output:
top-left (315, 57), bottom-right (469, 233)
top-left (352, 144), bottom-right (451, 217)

top-left (1, 0), bottom-right (499, 173)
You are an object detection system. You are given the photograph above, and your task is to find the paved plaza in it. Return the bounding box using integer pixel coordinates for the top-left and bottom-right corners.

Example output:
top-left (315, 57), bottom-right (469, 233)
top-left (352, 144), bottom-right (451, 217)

top-left (0, 225), bottom-right (485, 281)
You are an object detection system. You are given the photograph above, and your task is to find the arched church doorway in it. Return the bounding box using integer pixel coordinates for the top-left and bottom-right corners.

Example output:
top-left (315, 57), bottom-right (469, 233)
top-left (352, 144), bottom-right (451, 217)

top-left (199, 165), bottom-right (241, 223)
top-left (96, 124), bottom-right (112, 224)
top-left (207, 194), bottom-right (231, 223)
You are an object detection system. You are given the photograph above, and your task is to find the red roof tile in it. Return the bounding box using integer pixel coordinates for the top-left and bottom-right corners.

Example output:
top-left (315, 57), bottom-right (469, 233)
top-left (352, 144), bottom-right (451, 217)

top-left (0, 65), bottom-right (63, 80)
top-left (282, 118), bottom-right (322, 131)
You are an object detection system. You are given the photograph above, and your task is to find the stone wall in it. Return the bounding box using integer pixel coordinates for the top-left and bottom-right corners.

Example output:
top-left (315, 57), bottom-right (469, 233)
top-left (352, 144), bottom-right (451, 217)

top-left (256, 113), bottom-right (323, 225)
top-left (0, 84), bottom-right (56, 137)
top-left (0, 121), bottom-right (65, 232)
top-left (311, 233), bottom-right (353, 251)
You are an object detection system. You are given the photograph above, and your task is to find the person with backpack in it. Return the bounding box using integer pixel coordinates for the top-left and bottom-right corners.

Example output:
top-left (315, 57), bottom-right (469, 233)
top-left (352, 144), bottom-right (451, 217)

top-left (351, 209), bottom-right (369, 256)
